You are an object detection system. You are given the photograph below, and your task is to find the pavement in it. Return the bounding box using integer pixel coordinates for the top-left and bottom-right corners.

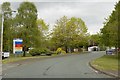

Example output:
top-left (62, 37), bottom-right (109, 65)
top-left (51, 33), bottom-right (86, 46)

top-left (1, 51), bottom-right (118, 78)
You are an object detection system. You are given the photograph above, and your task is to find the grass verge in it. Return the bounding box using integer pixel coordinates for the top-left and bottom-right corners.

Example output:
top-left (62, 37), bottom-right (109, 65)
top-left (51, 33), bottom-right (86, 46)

top-left (2, 51), bottom-right (89, 64)
top-left (2, 53), bottom-right (50, 64)
top-left (91, 54), bottom-right (119, 71)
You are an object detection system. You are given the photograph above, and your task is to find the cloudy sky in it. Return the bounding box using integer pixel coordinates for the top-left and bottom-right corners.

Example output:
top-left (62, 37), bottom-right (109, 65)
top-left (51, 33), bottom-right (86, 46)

top-left (0, 0), bottom-right (118, 34)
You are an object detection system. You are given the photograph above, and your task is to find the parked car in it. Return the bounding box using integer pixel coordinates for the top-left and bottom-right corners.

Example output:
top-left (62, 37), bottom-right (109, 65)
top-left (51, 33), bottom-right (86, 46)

top-left (106, 49), bottom-right (115, 55)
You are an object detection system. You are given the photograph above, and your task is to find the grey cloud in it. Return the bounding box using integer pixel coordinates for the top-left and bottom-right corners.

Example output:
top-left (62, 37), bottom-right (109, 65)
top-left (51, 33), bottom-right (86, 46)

top-left (1, 0), bottom-right (118, 3)
top-left (1, 1), bottom-right (117, 34)
top-left (36, 2), bottom-right (116, 34)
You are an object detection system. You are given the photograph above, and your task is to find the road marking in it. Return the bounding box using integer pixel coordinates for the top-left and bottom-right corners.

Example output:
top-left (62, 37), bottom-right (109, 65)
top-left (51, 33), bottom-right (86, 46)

top-left (43, 62), bottom-right (58, 76)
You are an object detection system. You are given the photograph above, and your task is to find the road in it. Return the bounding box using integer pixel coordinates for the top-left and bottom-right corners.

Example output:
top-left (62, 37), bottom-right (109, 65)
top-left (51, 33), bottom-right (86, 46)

top-left (2, 51), bottom-right (113, 78)
top-left (0, 63), bottom-right (2, 80)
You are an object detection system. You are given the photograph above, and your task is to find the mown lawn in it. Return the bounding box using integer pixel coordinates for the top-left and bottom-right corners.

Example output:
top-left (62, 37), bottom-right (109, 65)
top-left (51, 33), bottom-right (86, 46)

top-left (2, 53), bottom-right (50, 64)
top-left (91, 54), bottom-right (119, 71)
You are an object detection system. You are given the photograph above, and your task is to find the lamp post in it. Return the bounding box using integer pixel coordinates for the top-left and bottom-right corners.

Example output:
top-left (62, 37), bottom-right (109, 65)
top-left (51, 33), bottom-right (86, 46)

top-left (0, 11), bottom-right (16, 60)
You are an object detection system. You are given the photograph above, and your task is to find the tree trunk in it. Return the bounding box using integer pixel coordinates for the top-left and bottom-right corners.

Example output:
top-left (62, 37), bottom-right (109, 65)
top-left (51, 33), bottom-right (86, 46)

top-left (23, 51), bottom-right (26, 57)
top-left (65, 46), bottom-right (68, 53)
top-left (23, 46), bottom-right (26, 57)
top-left (115, 46), bottom-right (118, 54)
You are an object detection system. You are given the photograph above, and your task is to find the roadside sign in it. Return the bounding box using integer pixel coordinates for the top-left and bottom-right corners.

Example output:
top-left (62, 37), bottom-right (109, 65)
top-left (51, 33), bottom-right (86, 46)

top-left (13, 38), bottom-right (23, 54)
top-left (3, 52), bottom-right (10, 57)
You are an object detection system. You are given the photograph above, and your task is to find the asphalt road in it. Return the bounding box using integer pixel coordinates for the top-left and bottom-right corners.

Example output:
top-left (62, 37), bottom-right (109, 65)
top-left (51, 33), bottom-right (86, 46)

top-left (0, 63), bottom-right (2, 80)
top-left (2, 51), bottom-right (113, 78)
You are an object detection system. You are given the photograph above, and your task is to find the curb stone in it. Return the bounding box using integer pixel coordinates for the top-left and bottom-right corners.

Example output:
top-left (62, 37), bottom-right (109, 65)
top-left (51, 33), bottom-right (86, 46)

top-left (89, 61), bottom-right (119, 78)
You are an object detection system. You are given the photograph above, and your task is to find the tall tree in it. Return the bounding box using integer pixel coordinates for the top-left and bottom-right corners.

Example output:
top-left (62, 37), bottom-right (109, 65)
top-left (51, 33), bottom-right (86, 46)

top-left (36, 19), bottom-right (49, 48)
top-left (89, 33), bottom-right (101, 46)
top-left (37, 19), bottom-right (48, 36)
top-left (1, 2), bottom-right (13, 52)
top-left (101, 1), bottom-right (119, 48)
top-left (16, 2), bottom-right (40, 48)
top-left (0, 13), bottom-right (1, 35)
top-left (51, 16), bottom-right (88, 52)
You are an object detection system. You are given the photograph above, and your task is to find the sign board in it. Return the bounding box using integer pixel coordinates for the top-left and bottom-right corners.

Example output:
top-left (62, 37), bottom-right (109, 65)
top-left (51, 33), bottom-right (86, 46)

top-left (13, 38), bottom-right (23, 54)
top-left (3, 52), bottom-right (10, 57)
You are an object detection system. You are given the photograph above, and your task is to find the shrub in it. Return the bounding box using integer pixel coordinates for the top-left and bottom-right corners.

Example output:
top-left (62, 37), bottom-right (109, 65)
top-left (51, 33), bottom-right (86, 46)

top-left (29, 48), bottom-right (41, 56)
top-left (29, 48), bottom-right (52, 56)
top-left (55, 48), bottom-right (66, 54)
top-left (61, 50), bottom-right (66, 54)
top-left (29, 49), bottom-right (36, 56)
top-left (55, 48), bottom-right (62, 54)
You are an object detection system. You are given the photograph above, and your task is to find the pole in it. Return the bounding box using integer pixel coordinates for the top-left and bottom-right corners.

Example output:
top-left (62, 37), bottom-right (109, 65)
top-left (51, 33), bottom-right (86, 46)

top-left (0, 12), bottom-right (4, 60)
top-left (0, 11), bottom-right (16, 60)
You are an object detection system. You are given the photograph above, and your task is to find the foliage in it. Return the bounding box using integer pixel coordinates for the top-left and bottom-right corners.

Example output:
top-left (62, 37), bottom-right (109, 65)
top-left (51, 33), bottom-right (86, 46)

top-left (55, 48), bottom-right (66, 54)
top-left (1, 2), bottom-right (50, 54)
top-left (89, 33), bottom-right (101, 46)
top-left (0, 13), bottom-right (1, 35)
top-left (29, 48), bottom-right (51, 56)
top-left (1, 2), bottom-right (52, 54)
top-left (55, 48), bottom-right (62, 54)
top-left (61, 50), bottom-right (66, 54)
top-left (36, 19), bottom-right (49, 48)
top-left (50, 16), bottom-right (88, 53)
top-left (15, 2), bottom-right (41, 48)
top-left (101, 1), bottom-right (119, 48)
top-left (1, 2), bottom-right (13, 52)
top-left (37, 19), bottom-right (48, 34)
top-left (29, 48), bottom-right (40, 56)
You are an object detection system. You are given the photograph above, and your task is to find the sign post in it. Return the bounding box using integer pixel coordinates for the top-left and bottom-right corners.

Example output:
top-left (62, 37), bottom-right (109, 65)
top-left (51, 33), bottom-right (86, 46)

top-left (13, 39), bottom-right (23, 55)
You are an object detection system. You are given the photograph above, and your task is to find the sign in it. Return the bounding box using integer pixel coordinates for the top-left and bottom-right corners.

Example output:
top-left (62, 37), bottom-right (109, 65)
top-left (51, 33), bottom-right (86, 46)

top-left (3, 52), bottom-right (10, 57)
top-left (13, 38), bottom-right (23, 54)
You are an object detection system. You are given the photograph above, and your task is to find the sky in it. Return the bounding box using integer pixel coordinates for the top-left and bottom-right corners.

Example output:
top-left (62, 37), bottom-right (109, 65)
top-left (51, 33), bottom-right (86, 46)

top-left (0, 0), bottom-right (118, 34)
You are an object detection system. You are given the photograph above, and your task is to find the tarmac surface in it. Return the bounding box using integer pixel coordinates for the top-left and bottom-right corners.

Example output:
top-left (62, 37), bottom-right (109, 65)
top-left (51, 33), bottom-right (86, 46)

top-left (2, 51), bottom-right (116, 78)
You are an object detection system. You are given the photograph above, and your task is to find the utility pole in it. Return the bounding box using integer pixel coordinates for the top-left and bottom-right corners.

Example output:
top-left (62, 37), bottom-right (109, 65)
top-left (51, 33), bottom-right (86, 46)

top-left (0, 11), bottom-right (16, 60)
top-left (0, 11), bottom-right (4, 60)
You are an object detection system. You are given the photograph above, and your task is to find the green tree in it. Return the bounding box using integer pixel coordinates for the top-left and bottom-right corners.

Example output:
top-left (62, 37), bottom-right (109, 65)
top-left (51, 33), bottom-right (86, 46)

top-left (51, 16), bottom-right (88, 53)
top-left (37, 19), bottom-right (49, 37)
top-left (1, 2), bottom-right (13, 52)
top-left (36, 19), bottom-right (49, 48)
top-left (0, 13), bottom-right (1, 45)
top-left (101, 1), bottom-right (119, 49)
top-left (89, 33), bottom-right (101, 46)
top-left (16, 2), bottom-right (41, 48)
top-left (0, 13), bottom-right (1, 35)
top-left (51, 16), bottom-right (68, 51)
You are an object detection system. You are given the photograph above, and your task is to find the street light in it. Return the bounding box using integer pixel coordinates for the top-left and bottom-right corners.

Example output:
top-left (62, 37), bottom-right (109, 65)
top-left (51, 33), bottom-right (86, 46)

top-left (0, 10), bottom-right (16, 60)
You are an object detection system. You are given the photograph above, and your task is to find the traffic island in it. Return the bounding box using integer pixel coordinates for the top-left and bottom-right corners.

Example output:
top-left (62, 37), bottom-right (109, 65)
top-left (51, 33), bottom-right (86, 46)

top-left (89, 54), bottom-right (119, 78)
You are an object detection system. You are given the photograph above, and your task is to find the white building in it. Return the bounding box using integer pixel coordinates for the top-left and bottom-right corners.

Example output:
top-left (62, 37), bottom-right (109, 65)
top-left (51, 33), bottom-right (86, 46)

top-left (88, 46), bottom-right (100, 51)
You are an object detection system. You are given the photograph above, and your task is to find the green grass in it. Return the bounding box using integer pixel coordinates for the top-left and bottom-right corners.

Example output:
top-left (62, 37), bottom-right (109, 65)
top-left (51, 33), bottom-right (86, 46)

top-left (2, 53), bottom-right (50, 64)
top-left (91, 54), bottom-right (119, 71)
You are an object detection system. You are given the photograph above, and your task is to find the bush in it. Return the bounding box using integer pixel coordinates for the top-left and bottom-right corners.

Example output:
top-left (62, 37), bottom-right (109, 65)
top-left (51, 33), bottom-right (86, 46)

top-left (55, 48), bottom-right (62, 54)
top-left (29, 48), bottom-right (41, 56)
top-left (55, 48), bottom-right (66, 54)
top-left (61, 50), bottom-right (66, 54)
top-left (29, 48), bottom-right (52, 56)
